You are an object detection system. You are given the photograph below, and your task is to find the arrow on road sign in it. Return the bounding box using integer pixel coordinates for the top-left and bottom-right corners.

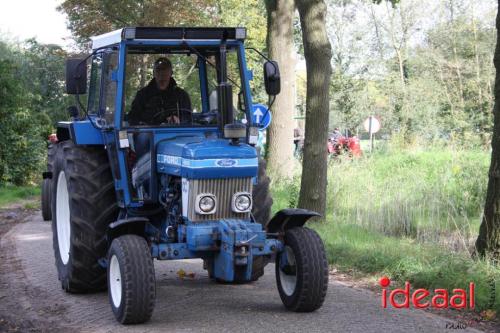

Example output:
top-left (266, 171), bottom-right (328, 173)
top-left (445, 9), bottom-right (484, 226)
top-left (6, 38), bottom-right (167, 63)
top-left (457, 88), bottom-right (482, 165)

top-left (254, 108), bottom-right (263, 123)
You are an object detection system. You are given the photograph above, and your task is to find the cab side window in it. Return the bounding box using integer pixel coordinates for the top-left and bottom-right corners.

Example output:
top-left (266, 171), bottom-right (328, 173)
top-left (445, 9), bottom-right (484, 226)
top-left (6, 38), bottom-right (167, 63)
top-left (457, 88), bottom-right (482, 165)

top-left (87, 54), bottom-right (103, 114)
top-left (102, 51), bottom-right (118, 125)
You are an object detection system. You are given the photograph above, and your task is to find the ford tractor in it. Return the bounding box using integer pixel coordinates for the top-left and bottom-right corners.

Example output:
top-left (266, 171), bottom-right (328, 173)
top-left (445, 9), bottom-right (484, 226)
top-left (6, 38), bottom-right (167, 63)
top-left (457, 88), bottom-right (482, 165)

top-left (41, 27), bottom-right (328, 324)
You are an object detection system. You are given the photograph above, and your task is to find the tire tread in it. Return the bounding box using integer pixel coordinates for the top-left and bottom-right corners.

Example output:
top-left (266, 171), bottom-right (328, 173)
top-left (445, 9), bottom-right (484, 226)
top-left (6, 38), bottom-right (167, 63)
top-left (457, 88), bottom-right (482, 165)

top-left (277, 227), bottom-right (328, 312)
top-left (109, 235), bottom-right (155, 324)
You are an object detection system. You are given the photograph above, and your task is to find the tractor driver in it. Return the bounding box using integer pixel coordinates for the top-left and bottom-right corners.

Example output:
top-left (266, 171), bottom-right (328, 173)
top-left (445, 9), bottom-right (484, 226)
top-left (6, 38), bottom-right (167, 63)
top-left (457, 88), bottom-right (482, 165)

top-left (128, 57), bottom-right (192, 126)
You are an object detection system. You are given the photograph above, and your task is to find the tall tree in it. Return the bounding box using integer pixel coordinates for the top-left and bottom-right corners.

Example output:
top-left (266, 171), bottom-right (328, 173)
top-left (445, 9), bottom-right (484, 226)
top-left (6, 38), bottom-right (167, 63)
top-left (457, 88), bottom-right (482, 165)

top-left (58, 0), bottom-right (216, 43)
top-left (476, 0), bottom-right (500, 261)
top-left (264, 0), bottom-right (296, 178)
top-left (296, 0), bottom-right (332, 216)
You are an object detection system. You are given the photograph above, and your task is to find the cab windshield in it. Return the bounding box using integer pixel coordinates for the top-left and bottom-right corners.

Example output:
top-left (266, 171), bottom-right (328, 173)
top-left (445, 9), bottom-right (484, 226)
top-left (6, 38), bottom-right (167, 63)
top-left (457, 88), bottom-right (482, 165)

top-left (122, 45), bottom-right (246, 128)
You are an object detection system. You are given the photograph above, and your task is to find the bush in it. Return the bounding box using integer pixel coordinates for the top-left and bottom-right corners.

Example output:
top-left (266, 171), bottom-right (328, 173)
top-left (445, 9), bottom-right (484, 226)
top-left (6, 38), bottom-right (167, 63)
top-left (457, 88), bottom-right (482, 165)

top-left (0, 43), bottom-right (52, 186)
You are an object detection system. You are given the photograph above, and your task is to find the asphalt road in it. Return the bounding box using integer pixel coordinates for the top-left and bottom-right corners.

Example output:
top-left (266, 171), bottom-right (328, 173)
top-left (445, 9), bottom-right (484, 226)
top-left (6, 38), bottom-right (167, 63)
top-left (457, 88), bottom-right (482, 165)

top-left (0, 214), bottom-right (485, 333)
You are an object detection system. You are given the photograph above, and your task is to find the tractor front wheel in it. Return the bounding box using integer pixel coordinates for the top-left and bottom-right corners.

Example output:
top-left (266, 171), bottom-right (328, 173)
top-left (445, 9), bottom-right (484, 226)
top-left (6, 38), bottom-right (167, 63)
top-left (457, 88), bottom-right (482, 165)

top-left (276, 227), bottom-right (328, 312)
top-left (107, 235), bottom-right (156, 324)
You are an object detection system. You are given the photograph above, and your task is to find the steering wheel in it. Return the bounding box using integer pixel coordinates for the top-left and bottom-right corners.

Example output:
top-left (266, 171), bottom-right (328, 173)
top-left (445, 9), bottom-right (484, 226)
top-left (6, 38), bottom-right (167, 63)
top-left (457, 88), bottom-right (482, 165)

top-left (151, 107), bottom-right (193, 125)
top-left (192, 111), bottom-right (219, 125)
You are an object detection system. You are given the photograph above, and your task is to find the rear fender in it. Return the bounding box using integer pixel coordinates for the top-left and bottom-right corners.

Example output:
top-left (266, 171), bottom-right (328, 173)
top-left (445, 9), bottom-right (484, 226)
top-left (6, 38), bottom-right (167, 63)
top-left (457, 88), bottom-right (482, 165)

top-left (56, 120), bottom-right (104, 145)
top-left (265, 208), bottom-right (320, 233)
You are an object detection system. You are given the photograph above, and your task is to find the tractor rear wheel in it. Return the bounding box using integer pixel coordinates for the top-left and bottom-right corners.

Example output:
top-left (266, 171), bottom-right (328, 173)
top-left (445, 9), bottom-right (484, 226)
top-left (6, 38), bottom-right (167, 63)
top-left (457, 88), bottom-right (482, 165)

top-left (52, 141), bottom-right (118, 292)
top-left (41, 178), bottom-right (52, 221)
top-left (41, 144), bottom-right (57, 221)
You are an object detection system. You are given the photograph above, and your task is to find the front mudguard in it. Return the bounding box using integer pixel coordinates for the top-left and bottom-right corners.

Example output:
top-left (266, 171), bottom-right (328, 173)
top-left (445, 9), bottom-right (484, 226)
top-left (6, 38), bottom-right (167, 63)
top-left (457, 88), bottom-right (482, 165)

top-left (265, 208), bottom-right (320, 234)
top-left (107, 217), bottom-right (149, 241)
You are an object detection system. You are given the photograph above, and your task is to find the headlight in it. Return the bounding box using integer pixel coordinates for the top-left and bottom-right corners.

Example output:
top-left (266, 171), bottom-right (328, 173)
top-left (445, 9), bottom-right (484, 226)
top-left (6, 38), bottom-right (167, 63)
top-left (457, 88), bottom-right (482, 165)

top-left (232, 192), bottom-right (252, 213)
top-left (195, 194), bottom-right (216, 214)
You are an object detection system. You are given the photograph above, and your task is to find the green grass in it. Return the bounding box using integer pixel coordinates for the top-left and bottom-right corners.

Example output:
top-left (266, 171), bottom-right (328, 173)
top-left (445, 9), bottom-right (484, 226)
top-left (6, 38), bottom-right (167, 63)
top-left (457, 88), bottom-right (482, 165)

top-left (313, 222), bottom-right (500, 312)
top-left (274, 147), bottom-right (490, 249)
top-left (0, 185), bottom-right (40, 207)
top-left (272, 146), bottom-right (499, 312)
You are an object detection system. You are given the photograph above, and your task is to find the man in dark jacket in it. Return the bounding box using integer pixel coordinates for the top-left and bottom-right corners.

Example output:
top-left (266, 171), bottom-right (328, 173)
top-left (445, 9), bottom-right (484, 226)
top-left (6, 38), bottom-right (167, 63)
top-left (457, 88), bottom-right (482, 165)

top-left (128, 57), bottom-right (191, 126)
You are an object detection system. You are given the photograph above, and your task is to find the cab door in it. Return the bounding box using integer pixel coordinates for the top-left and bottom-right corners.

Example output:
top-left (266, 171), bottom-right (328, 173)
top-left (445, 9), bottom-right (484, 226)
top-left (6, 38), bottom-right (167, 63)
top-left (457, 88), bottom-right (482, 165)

top-left (87, 50), bottom-right (129, 206)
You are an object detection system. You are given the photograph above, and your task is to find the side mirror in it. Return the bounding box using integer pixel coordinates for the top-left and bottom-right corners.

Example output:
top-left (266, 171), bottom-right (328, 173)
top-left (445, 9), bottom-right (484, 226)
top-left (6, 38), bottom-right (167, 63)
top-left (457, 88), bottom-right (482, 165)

top-left (264, 60), bottom-right (281, 96)
top-left (65, 58), bottom-right (87, 95)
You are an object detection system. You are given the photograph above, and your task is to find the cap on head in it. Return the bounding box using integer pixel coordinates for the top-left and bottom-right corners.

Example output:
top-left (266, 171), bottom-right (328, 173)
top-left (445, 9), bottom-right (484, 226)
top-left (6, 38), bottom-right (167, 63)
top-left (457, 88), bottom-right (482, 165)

top-left (154, 57), bottom-right (172, 71)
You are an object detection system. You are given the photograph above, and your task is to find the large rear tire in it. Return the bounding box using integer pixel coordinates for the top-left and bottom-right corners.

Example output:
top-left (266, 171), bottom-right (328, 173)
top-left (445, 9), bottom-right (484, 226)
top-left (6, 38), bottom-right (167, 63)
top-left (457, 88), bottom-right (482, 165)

top-left (107, 235), bottom-right (155, 324)
top-left (41, 144), bottom-right (57, 221)
top-left (41, 178), bottom-right (52, 221)
top-left (52, 141), bottom-right (118, 292)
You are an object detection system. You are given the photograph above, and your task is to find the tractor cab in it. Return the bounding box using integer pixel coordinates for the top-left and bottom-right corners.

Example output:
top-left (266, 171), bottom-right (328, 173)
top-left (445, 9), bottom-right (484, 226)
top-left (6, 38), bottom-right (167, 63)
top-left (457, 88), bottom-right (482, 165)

top-left (62, 27), bottom-right (279, 208)
top-left (45, 27), bottom-right (328, 325)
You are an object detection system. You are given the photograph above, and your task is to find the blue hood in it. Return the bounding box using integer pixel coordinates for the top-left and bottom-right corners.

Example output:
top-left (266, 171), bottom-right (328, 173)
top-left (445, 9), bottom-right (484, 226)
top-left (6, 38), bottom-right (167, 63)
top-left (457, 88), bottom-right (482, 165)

top-left (156, 137), bottom-right (258, 179)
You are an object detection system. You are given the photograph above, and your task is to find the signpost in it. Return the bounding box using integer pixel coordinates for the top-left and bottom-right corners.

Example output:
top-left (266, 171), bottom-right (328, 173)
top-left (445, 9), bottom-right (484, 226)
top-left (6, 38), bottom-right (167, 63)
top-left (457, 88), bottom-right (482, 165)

top-left (251, 104), bottom-right (272, 131)
top-left (363, 116), bottom-right (381, 153)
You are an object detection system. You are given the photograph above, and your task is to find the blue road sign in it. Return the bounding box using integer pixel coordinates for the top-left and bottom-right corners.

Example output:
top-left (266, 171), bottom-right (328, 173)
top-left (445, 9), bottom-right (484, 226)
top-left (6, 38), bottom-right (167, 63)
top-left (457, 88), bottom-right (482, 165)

top-left (251, 104), bottom-right (272, 130)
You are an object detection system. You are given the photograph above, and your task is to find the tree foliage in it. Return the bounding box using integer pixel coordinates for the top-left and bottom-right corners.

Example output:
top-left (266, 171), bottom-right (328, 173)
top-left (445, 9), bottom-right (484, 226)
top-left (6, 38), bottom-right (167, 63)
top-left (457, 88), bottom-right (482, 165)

top-left (0, 40), bottom-right (61, 185)
top-left (58, 0), bottom-right (217, 44)
top-left (326, 0), bottom-right (496, 145)
top-left (217, 0), bottom-right (267, 103)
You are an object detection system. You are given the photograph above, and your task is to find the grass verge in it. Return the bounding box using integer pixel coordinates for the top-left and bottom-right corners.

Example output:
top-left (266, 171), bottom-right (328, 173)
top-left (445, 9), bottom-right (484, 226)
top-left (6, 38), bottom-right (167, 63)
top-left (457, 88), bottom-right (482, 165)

top-left (312, 222), bottom-right (499, 313)
top-left (271, 147), bottom-right (498, 313)
top-left (0, 185), bottom-right (40, 208)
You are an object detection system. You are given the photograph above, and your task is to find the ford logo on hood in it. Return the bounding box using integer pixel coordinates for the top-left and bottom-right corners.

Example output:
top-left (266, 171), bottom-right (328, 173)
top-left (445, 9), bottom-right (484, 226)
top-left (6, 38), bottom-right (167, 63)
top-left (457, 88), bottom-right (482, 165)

top-left (216, 159), bottom-right (237, 167)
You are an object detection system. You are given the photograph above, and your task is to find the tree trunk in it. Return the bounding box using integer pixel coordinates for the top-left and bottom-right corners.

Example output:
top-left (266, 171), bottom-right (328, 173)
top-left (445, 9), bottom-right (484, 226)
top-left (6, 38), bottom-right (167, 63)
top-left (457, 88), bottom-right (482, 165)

top-left (296, 0), bottom-right (332, 217)
top-left (476, 1), bottom-right (500, 262)
top-left (265, 0), bottom-right (296, 179)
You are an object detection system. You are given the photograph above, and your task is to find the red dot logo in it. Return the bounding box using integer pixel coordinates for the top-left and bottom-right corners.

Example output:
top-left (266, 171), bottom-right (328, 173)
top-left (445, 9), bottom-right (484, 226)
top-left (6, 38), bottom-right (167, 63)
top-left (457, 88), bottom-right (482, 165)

top-left (380, 276), bottom-right (391, 287)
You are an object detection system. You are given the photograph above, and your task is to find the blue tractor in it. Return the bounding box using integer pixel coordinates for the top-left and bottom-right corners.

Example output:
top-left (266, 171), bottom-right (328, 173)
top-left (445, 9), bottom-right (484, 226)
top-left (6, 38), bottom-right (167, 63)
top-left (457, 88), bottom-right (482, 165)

top-left (42, 27), bottom-right (328, 324)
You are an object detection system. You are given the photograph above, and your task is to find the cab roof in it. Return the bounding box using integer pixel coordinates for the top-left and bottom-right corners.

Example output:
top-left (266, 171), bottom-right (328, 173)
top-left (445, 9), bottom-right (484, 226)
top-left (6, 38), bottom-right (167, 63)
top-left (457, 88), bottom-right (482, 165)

top-left (91, 27), bottom-right (247, 50)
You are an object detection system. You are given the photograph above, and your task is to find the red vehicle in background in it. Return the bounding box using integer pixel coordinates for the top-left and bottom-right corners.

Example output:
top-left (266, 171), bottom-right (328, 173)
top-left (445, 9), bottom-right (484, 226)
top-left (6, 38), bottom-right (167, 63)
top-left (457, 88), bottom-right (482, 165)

top-left (328, 129), bottom-right (362, 159)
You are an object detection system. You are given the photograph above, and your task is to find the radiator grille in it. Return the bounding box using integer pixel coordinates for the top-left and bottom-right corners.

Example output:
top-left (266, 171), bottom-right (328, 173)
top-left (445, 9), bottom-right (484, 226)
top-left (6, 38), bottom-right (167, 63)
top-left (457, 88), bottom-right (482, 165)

top-left (188, 178), bottom-right (252, 221)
